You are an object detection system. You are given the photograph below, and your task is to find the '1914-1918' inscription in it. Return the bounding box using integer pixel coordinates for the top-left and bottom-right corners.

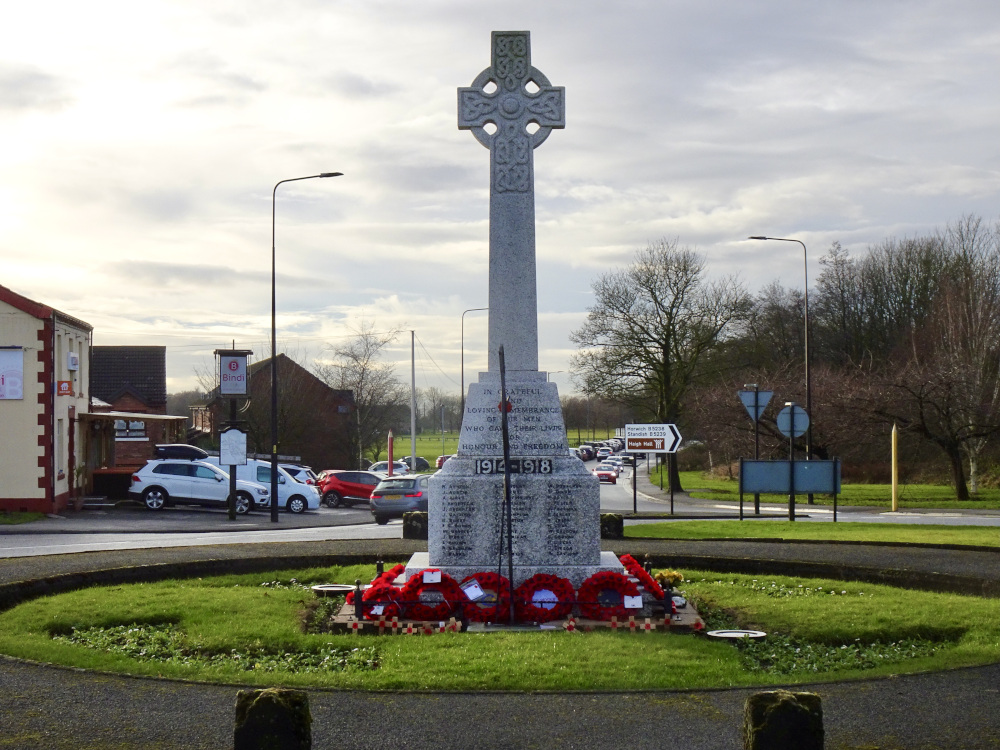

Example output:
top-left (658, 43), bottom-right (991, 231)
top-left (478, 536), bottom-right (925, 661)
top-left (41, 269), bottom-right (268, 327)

top-left (474, 458), bottom-right (552, 475)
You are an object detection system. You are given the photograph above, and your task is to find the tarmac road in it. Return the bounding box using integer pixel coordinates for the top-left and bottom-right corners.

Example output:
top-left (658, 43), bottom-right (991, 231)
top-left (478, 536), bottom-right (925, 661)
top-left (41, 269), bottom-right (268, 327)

top-left (2, 531), bottom-right (1000, 748)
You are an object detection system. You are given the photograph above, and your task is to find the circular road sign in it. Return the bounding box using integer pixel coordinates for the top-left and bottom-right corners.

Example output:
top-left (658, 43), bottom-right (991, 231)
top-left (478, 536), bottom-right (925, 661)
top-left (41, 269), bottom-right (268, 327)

top-left (776, 404), bottom-right (809, 438)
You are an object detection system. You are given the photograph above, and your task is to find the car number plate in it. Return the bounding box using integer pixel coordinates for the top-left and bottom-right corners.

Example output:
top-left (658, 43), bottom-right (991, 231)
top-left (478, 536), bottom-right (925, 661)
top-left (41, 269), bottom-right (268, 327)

top-left (383, 494), bottom-right (403, 500)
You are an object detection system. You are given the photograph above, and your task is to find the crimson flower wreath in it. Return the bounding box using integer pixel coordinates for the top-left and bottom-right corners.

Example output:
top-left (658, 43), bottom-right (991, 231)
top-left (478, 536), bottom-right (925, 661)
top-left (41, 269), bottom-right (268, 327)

top-left (619, 554), bottom-right (665, 600)
top-left (577, 571), bottom-right (641, 621)
top-left (513, 573), bottom-right (575, 623)
top-left (400, 569), bottom-right (465, 621)
top-left (373, 564), bottom-right (407, 587)
top-left (460, 572), bottom-right (511, 623)
top-left (360, 581), bottom-right (403, 620)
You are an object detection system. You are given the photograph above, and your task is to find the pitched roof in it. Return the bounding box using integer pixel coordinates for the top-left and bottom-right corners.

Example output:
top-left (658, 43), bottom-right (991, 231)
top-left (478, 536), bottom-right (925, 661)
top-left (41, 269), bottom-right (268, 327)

top-left (0, 282), bottom-right (93, 331)
top-left (90, 346), bottom-right (167, 407)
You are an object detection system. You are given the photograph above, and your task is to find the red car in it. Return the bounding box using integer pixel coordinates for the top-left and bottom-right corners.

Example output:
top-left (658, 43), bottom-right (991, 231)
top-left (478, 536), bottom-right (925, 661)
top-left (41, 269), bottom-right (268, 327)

top-left (592, 466), bottom-right (617, 484)
top-left (436, 455), bottom-right (452, 468)
top-left (318, 470), bottom-right (385, 508)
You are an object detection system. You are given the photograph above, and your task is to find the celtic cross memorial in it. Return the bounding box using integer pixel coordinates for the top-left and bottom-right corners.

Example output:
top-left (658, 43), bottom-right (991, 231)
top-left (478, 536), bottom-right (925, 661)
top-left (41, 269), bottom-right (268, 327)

top-left (406, 31), bottom-right (623, 590)
top-left (458, 30), bottom-right (564, 373)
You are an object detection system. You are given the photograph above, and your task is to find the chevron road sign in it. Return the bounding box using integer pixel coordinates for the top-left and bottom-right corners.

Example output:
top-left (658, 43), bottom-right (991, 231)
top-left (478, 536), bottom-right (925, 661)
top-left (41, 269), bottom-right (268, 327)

top-left (624, 423), bottom-right (682, 453)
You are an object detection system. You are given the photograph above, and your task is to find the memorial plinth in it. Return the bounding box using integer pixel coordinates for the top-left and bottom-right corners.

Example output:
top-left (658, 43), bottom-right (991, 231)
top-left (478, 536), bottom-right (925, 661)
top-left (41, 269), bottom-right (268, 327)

top-left (405, 371), bottom-right (622, 588)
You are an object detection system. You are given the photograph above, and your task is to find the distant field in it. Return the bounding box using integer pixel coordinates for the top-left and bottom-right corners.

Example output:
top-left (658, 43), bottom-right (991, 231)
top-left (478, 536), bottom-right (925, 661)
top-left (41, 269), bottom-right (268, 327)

top-left (408, 430), bottom-right (618, 467)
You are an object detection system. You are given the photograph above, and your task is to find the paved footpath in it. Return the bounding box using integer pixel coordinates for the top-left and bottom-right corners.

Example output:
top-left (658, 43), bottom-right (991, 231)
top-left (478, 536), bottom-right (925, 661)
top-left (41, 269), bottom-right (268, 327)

top-left (2, 531), bottom-right (1000, 748)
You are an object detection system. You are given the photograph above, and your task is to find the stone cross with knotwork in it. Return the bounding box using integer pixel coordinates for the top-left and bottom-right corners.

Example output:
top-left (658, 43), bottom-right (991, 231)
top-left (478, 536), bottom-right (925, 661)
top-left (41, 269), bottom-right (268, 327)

top-left (459, 31), bottom-right (565, 373)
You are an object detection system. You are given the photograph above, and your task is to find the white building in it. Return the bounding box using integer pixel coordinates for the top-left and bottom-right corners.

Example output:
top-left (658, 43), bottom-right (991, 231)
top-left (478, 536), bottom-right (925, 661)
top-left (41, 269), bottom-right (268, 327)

top-left (0, 283), bottom-right (92, 513)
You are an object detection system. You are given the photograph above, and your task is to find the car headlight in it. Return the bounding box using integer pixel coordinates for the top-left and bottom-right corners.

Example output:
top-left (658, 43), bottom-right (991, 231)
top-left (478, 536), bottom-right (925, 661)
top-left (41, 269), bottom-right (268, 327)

top-left (256, 488), bottom-right (269, 496)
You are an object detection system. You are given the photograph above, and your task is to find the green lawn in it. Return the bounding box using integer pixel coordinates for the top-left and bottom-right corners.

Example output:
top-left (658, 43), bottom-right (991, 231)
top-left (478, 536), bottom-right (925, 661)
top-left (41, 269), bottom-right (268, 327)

top-left (0, 512), bottom-right (45, 525)
top-left (643, 469), bottom-right (1000, 508)
top-left (625, 520), bottom-right (1000, 547)
top-left (0, 564), bottom-right (997, 691)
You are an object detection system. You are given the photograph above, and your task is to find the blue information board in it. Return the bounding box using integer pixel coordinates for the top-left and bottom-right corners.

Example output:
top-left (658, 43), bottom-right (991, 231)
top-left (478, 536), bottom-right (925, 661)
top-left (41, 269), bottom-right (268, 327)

top-left (740, 460), bottom-right (841, 494)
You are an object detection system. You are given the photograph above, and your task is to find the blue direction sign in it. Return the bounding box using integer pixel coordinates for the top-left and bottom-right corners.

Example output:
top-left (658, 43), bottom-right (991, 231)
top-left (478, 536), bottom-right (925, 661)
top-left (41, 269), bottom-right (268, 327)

top-left (776, 404), bottom-right (809, 438)
top-left (738, 389), bottom-right (773, 422)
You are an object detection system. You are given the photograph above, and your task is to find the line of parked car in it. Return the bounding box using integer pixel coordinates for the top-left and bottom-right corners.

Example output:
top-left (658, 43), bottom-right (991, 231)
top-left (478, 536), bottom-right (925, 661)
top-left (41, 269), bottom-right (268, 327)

top-left (568, 438), bottom-right (641, 485)
top-left (128, 444), bottom-right (430, 524)
top-left (130, 441), bottom-right (637, 523)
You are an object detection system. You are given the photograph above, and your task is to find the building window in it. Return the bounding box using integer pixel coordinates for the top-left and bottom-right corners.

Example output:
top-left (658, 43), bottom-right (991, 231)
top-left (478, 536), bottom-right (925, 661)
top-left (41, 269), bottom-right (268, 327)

top-left (114, 419), bottom-right (147, 441)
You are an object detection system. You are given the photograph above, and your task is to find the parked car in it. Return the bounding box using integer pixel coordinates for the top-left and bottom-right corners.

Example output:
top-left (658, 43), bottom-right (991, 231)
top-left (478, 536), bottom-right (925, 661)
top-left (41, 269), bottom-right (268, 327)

top-left (592, 465), bottom-right (617, 484)
top-left (370, 474), bottom-right (431, 525)
top-left (596, 447), bottom-right (613, 460)
top-left (319, 470), bottom-right (385, 508)
top-left (435, 455), bottom-right (452, 468)
top-left (154, 443), bottom-right (209, 460)
top-left (204, 458), bottom-right (320, 513)
top-left (369, 460), bottom-right (410, 475)
top-left (577, 445), bottom-right (595, 461)
top-left (280, 464), bottom-right (318, 485)
top-left (401, 455), bottom-right (431, 472)
top-left (129, 460), bottom-right (269, 513)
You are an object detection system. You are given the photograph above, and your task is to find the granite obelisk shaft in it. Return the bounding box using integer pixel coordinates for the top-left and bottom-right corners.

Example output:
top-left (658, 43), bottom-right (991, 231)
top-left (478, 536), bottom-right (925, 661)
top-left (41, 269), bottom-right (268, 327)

top-left (458, 30), bottom-right (565, 373)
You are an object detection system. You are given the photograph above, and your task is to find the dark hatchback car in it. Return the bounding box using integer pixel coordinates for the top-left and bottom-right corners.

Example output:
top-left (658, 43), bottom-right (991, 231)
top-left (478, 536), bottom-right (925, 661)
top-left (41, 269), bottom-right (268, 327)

top-left (370, 474), bottom-right (431, 525)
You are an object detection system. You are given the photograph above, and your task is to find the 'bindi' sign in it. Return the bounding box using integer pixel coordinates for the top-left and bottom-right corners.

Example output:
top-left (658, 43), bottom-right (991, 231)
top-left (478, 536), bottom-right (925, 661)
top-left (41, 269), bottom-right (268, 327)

top-left (219, 351), bottom-right (250, 396)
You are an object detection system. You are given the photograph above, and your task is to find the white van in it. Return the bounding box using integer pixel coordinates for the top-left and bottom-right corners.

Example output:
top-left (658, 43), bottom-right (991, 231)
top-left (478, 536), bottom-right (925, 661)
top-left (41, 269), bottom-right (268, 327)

top-left (205, 458), bottom-right (321, 513)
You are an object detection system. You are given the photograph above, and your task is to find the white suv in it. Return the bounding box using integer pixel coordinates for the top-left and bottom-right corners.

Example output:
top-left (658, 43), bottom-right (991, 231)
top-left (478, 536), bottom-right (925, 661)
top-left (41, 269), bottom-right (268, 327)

top-left (203, 458), bottom-right (321, 513)
top-left (129, 460), bottom-right (269, 514)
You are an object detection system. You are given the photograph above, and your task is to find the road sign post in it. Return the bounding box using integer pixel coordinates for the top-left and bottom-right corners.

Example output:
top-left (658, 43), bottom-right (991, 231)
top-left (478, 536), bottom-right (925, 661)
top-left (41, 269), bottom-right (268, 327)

top-left (776, 403), bottom-right (809, 521)
top-left (625, 424), bottom-right (682, 514)
top-left (739, 385), bottom-right (773, 515)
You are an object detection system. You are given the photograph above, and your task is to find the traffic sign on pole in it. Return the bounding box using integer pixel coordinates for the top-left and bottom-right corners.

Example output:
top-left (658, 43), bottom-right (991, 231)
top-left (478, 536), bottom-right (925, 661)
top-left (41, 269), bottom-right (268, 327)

top-left (624, 423), bottom-right (682, 453)
top-left (738, 389), bottom-right (773, 422)
top-left (776, 404), bottom-right (809, 438)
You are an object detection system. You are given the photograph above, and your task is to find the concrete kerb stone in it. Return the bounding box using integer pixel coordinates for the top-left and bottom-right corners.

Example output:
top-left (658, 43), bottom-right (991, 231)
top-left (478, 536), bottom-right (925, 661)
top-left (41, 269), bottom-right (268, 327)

top-left (634, 553), bottom-right (1000, 598)
top-left (2, 546), bottom-right (997, 617)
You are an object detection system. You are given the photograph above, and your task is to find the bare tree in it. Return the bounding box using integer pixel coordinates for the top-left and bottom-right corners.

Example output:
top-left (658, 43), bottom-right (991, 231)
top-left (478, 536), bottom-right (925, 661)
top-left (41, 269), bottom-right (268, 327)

top-left (570, 238), bottom-right (751, 490)
top-left (314, 322), bottom-right (407, 467)
top-left (848, 217), bottom-right (1000, 498)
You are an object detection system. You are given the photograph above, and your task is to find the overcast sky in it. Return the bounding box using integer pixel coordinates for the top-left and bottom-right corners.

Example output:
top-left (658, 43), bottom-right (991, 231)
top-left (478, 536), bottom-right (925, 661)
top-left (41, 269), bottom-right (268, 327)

top-left (4, 1), bottom-right (1000, 398)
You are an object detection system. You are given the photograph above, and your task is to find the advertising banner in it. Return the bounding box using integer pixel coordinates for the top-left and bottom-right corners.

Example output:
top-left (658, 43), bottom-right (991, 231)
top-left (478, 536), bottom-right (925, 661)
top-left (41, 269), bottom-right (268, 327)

top-left (0, 348), bottom-right (24, 400)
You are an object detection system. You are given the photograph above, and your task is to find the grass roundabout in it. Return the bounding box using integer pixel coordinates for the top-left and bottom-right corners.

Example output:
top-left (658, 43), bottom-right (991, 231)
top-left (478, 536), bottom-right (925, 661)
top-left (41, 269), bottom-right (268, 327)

top-left (1, 557), bottom-right (998, 692)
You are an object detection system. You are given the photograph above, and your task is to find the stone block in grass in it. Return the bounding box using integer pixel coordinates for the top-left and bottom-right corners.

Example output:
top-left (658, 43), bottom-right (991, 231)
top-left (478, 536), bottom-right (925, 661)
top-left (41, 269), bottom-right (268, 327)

top-left (234, 688), bottom-right (311, 750)
top-left (743, 689), bottom-right (823, 750)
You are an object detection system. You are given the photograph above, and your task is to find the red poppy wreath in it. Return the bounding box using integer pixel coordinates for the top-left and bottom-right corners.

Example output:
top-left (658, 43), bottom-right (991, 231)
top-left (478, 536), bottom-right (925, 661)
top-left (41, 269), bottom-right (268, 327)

top-left (577, 571), bottom-right (641, 621)
top-left (360, 581), bottom-right (403, 620)
top-left (619, 554), bottom-right (665, 600)
top-left (460, 572), bottom-right (511, 623)
top-left (514, 573), bottom-right (575, 623)
top-left (400, 569), bottom-right (464, 621)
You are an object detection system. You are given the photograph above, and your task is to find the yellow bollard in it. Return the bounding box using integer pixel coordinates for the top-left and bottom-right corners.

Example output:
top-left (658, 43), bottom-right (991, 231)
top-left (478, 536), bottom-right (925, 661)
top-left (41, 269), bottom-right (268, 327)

top-left (891, 423), bottom-right (899, 512)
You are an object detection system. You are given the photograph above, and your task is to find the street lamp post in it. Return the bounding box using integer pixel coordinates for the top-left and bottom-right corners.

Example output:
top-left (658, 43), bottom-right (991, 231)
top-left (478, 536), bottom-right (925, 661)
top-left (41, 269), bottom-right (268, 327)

top-left (460, 307), bottom-right (488, 414)
top-left (748, 236), bottom-right (813, 497)
top-left (271, 172), bottom-right (342, 523)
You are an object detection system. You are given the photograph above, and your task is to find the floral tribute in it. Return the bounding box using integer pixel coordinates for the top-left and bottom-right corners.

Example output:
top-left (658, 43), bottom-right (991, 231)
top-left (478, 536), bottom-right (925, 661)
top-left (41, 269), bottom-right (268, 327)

top-left (399, 569), bottom-right (465, 621)
top-left (576, 571), bottom-right (641, 621)
top-left (460, 572), bottom-right (511, 623)
top-left (619, 554), bottom-right (665, 599)
top-left (360, 582), bottom-right (403, 621)
top-left (513, 573), bottom-right (574, 623)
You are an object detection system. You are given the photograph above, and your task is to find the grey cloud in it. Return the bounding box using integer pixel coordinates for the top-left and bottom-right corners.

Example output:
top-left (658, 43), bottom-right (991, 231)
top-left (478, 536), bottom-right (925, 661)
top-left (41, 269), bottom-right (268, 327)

top-left (0, 64), bottom-right (72, 113)
top-left (325, 71), bottom-right (399, 98)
